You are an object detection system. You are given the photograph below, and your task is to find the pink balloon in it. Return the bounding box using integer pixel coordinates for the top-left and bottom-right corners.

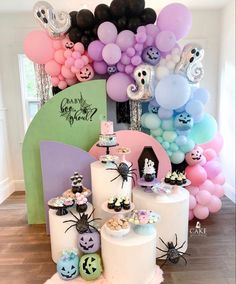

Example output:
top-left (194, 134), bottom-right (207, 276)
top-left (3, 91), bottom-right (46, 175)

top-left (81, 55), bottom-right (89, 66)
top-left (189, 195), bottom-right (197, 210)
top-left (189, 210), bottom-right (194, 221)
top-left (211, 173), bottom-right (225, 185)
top-left (102, 43), bottom-right (121, 65)
top-left (207, 196), bottom-right (222, 213)
top-left (204, 160), bottom-right (221, 179)
top-left (88, 40), bottom-right (105, 61)
top-left (66, 77), bottom-right (78, 86)
top-left (64, 50), bottom-right (73, 59)
top-left (54, 49), bottom-right (66, 64)
top-left (58, 80), bottom-right (67, 90)
top-left (146, 24), bottom-right (159, 37)
top-left (98, 22), bottom-right (118, 44)
top-left (204, 149), bottom-right (217, 161)
top-left (135, 32), bottom-right (147, 44)
top-left (185, 165), bottom-right (207, 186)
top-left (51, 76), bottom-right (59, 86)
top-left (71, 66), bottom-right (79, 73)
top-left (106, 73), bottom-right (133, 102)
top-left (58, 74), bottom-right (64, 81)
top-left (196, 190), bottom-right (212, 206)
top-left (199, 179), bottom-right (215, 194)
top-left (157, 3), bottom-right (192, 40)
top-left (193, 204), bottom-right (209, 220)
top-left (24, 30), bottom-right (54, 64)
top-left (116, 30), bottom-right (135, 51)
top-left (93, 61), bottom-right (107, 75)
top-left (185, 146), bottom-right (204, 166)
top-left (187, 186), bottom-right (199, 196)
top-left (134, 43), bottom-right (143, 52)
top-left (74, 42), bottom-right (85, 54)
top-left (74, 59), bottom-right (85, 69)
top-left (145, 35), bottom-right (154, 47)
top-left (52, 40), bottom-right (62, 50)
top-left (45, 60), bottom-right (61, 76)
top-left (155, 30), bottom-right (176, 52)
top-left (200, 133), bottom-right (224, 154)
top-left (214, 185), bottom-right (224, 198)
top-left (65, 57), bottom-right (75, 68)
top-left (61, 66), bottom-right (75, 79)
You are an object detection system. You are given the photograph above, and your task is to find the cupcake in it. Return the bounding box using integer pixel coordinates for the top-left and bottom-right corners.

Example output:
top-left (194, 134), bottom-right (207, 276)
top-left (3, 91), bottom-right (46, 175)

top-left (170, 175), bottom-right (176, 185)
top-left (176, 175), bottom-right (183, 185)
top-left (123, 197), bottom-right (131, 210)
top-left (182, 173), bottom-right (187, 184)
top-left (164, 172), bottom-right (171, 183)
top-left (114, 200), bottom-right (122, 212)
top-left (107, 197), bottom-right (116, 209)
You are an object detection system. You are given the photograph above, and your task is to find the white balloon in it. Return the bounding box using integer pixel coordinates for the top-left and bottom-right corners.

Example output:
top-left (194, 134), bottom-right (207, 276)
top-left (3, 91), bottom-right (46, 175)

top-left (156, 66), bottom-right (170, 80)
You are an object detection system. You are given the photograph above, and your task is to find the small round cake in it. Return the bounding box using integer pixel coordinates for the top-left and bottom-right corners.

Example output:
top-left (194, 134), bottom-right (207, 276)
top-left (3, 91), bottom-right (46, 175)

top-left (98, 121), bottom-right (117, 146)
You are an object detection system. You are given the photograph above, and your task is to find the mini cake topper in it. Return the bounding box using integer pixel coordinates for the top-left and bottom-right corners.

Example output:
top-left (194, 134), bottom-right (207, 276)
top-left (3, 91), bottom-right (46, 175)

top-left (143, 158), bottom-right (156, 182)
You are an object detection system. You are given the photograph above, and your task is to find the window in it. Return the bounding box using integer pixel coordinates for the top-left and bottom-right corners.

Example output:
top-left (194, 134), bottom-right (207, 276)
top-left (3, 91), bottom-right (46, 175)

top-left (18, 54), bottom-right (40, 131)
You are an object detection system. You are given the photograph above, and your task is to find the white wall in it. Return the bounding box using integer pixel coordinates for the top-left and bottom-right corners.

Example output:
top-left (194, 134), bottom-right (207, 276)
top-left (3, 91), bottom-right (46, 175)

top-left (218, 0), bottom-right (235, 201)
top-left (0, 9), bottom-right (229, 201)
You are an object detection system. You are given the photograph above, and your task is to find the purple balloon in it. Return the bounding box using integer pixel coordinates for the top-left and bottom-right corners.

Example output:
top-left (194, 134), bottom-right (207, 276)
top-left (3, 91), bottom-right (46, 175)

top-left (98, 22), bottom-right (118, 44)
top-left (116, 30), bottom-right (135, 51)
top-left (121, 54), bottom-right (131, 65)
top-left (157, 3), bottom-right (192, 40)
top-left (146, 24), bottom-right (159, 37)
top-left (102, 43), bottom-right (121, 65)
top-left (126, 47), bottom-right (136, 57)
top-left (106, 72), bottom-right (133, 102)
top-left (155, 30), bottom-right (176, 52)
top-left (204, 160), bottom-right (221, 179)
top-left (125, 65), bottom-right (134, 74)
top-left (131, 55), bottom-right (142, 66)
top-left (117, 62), bottom-right (125, 72)
top-left (93, 61), bottom-right (107, 75)
top-left (88, 40), bottom-right (104, 61)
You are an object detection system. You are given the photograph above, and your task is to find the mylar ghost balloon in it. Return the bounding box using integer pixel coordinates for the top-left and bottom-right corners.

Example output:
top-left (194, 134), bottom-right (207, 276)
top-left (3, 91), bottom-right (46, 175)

top-left (174, 112), bottom-right (193, 131)
top-left (79, 253), bottom-right (102, 281)
top-left (57, 251), bottom-right (79, 281)
top-left (185, 146), bottom-right (205, 166)
top-left (33, 1), bottom-right (71, 39)
top-left (76, 64), bottom-right (94, 82)
top-left (107, 65), bottom-right (117, 75)
top-left (175, 43), bottom-right (204, 84)
top-left (78, 231), bottom-right (101, 253)
top-left (142, 46), bottom-right (161, 66)
top-left (127, 64), bottom-right (155, 102)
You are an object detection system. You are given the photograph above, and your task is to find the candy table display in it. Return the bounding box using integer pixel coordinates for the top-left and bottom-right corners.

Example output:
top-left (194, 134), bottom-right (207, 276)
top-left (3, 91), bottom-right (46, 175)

top-left (101, 226), bottom-right (163, 284)
top-left (133, 186), bottom-right (189, 258)
top-left (49, 203), bottom-right (93, 263)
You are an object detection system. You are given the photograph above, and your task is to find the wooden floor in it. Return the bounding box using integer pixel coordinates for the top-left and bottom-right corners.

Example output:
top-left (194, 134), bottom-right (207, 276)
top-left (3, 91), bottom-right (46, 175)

top-left (0, 192), bottom-right (235, 284)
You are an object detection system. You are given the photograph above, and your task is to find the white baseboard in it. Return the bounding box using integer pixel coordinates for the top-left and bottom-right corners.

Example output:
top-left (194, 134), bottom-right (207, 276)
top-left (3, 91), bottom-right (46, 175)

top-left (14, 179), bottom-right (25, 191)
top-left (0, 178), bottom-right (15, 204)
top-left (224, 182), bottom-right (236, 203)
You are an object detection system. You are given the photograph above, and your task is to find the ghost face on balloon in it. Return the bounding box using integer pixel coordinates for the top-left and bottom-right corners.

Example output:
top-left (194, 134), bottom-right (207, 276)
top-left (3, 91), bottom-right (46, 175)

top-left (185, 146), bottom-right (206, 166)
top-left (174, 112), bottom-right (193, 131)
top-left (76, 64), bottom-right (94, 82)
top-left (142, 46), bottom-right (161, 66)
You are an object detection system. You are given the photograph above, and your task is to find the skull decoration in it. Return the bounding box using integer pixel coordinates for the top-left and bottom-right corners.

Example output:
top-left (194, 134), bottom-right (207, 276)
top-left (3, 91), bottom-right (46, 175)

top-left (57, 251), bottom-right (79, 281)
top-left (62, 37), bottom-right (74, 50)
top-left (174, 112), bottom-right (193, 132)
top-left (127, 64), bottom-right (155, 102)
top-left (107, 65), bottom-right (117, 75)
top-left (185, 146), bottom-right (206, 166)
top-left (33, 1), bottom-right (71, 39)
top-left (175, 43), bottom-right (204, 84)
top-left (76, 64), bottom-right (94, 82)
top-left (78, 230), bottom-right (101, 253)
top-left (142, 46), bottom-right (161, 66)
top-left (79, 253), bottom-right (103, 281)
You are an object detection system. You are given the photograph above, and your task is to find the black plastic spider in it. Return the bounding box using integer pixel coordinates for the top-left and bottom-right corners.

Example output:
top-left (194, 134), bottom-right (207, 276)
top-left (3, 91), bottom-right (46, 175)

top-left (106, 162), bottom-right (137, 188)
top-left (63, 209), bottom-right (101, 234)
top-left (156, 234), bottom-right (190, 267)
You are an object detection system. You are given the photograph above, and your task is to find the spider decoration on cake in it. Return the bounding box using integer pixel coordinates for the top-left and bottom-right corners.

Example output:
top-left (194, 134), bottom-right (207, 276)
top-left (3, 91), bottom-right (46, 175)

top-left (63, 209), bottom-right (101, 234)
top-left (156, 234), bottom-right (190, 267)
top-left (106, 162), bottom-right (137, 188)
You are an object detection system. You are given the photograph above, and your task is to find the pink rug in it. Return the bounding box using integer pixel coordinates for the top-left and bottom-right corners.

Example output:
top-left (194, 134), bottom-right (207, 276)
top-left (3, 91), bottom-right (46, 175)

top-left (44, 266), bottom-right (164, 284)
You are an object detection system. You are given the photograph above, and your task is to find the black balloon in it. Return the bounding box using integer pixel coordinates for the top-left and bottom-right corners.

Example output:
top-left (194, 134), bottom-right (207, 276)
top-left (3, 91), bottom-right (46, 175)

top-left (128, 17), bottom-right (141, 32)
top-left (95, 4), bottom-right (111, 22)
top-left (141, 8), bottom-right (157, 24)
top-left (52, 86), bottom-right (62, 95)
top-left (69, 11), bottom-right (78, 27)
top-left (68, 27), bottom-right (83, 43)
top-left (117, 16), bottom-right (127, 31)
top-left (76, 9), bottom-right (95, 30)
top-left (80, 35), bottom-right (91, 48)
top-left (92, 23), bottom-right (99, 36)
top-left (127, 0), bottom-right (145, 16)
top-left (110, 0), bottom-right (127, 18)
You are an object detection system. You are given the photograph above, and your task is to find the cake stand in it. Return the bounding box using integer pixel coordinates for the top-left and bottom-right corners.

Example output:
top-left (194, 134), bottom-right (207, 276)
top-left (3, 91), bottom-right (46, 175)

top-left (137, 178), bottom-right (159, 193)
top-left (96, 143), bottom-right (119, 155)
top-left (48, 198), bottom-right (74, 216)
top-left (101, 201), bottom-right (135, 220)
top-left (161, 178), bottom-right (191, 187)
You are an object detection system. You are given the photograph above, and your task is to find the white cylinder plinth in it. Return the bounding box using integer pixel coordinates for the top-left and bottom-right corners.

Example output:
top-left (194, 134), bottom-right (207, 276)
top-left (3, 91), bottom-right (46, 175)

top-left (49, 203), bottom-right (93, 263)
top-left (91, 161), bottom-right (132, 222)
top-left (133, 186), bottom-right (189, 257)
top-left (101, 226), bottom-right (157, 284)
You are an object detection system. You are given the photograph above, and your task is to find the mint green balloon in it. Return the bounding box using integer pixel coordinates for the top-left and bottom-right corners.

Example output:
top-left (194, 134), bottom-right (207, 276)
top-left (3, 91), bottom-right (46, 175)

top-left (157, 136), bottom-right (163, 143)
top-left (144, 113), bottom-right (161, 130)
top-left (141, 113), bottom-right (150, 128)
top-left (180, 139), bottom-right (195, 153)
top-left (170, 151), bottom-right (185, 164)
top-left (163, 131), bottom-right (177, 143)
top-left (170, 143), bottom-right (179, 152)
top-left (162, 141), bottom-right (170, 149)
top-left (151, 128), bottom-right (163, 136)
top-left (162, 119), bottom-right (174, 130)
top-left (189, 114), bottom-right (217, 144)
top-left (167, 150), bottom-right (173, 156)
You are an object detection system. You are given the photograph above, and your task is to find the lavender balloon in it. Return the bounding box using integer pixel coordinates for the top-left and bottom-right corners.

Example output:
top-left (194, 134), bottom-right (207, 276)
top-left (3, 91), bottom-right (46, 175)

top-left (88, 40), bottom-right (104, 61)
top-left (102, 43), bottom-right (121, 65)
top-left (93, 61), bottom-right (107, 75)
top-left (142, 46), bottom-right (161, 65)
top-left (155, 30), bottom-right (176, 52)
top-left (98, 22), bottom-right (118, 44)
top-left (116, 30), bottom-right (135, 51)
